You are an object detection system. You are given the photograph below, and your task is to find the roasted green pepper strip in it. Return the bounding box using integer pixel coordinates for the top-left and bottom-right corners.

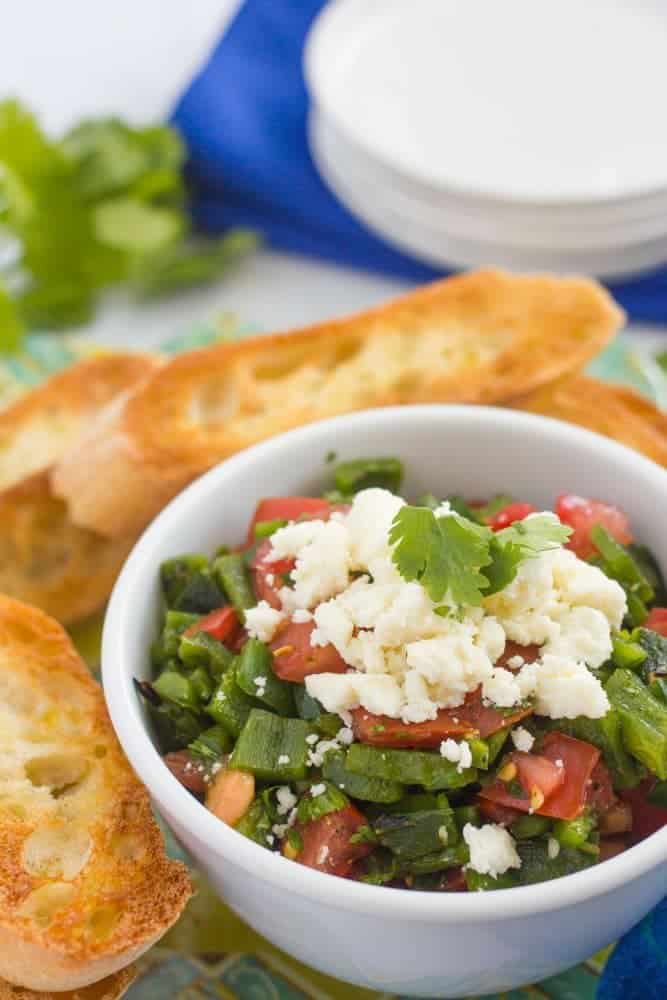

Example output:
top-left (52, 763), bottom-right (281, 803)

top-left (346, 744), bottom-right (477, 790)
top-left (322, 749), bottom-right (403, 804)
top-left (333, 457), bottom-right (403, 494)
top-left (179, 630), bottom-right (234, 678)
top-left (160, 555), bottom-right (224, 613)
top-left (510, 815), bottom-right (552, 840)
top-left (206, 661), bottom-right (257, 738)
top-left (253, 518), bottom-right (288, 538)
top-left (153, 669), bottom-right (200, 710)
top-left (213, 553), bottom-right (255, 621)
top-left (230, 709), bottom-right (310, 781)
top-left (606, 668), bottom-right (667, 779)
top-left (373, 807), bottom-right (458, 859)
top-left (236, 638), bottom-right (295, 716)
top-left (515, 840), bottom-right (595, 885)
top-left (188, 724), bottom-right (233, 762)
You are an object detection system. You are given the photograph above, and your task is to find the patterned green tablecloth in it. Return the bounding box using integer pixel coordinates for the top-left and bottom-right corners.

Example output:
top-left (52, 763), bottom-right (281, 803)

top-left (1, 326), bottom-right (664, 1000)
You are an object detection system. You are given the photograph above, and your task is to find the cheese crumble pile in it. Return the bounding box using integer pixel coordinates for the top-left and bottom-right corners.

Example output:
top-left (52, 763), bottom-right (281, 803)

top-left (244, 489), bottom-right (626, 725)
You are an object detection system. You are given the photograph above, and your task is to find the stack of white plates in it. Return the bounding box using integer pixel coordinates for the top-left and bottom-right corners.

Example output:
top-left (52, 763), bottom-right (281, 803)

top-left (304, 0), bottom-right (667, 279)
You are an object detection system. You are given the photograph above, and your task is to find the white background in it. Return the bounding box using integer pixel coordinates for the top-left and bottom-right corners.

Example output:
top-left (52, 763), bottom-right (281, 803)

top-left (0, 0), bottom-right (661, 348)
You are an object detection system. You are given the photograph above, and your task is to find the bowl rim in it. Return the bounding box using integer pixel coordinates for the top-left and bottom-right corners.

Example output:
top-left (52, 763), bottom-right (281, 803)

top-left (103, 405), bottom-right (667, 922)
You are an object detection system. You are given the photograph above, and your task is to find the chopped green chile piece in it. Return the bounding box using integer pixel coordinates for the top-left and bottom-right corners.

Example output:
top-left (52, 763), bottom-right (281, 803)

top-left (188, 667), bottom-right (213, 704)
top-left (444, 495), bottom-right (485, 524)
top-left (313, 713), bottom-right (344, 738)
top-left (212, 553), bottom-right (255, 620)
top-left (236, 639), bottom-right (295, 716)
top-left (346, 744), bottom-right (477, 790)
top-left (360, 850), bottom-right (399, 885)
top-left (235, 798), bottom-right (273, 844)
top-left (296, 782), bottom-right (348, 824)
top-left (612, 635), bottom-right (648, 671)
top-left (230, 709), bottom-right (310, 781)
top-left (147, 701), bottom-right (203, 753)
top-left (373, 808), bottom-right (458, 859)
top-left (590, 526), bottom-right (655, 604)
top-left (162, 611), bottom-right (200, 657)
top-left (553, 813), bottom-right (597, 850)
top-left (540, 711), bottom-right (642, 790)
top-left (466, 738), bottom-right (490, 770)
top-left (160, 555), bottom-right (225, 613)
top-left (254, 518), bottom-right (288, 538)
top-left (606, 668), bottom-right (667, 779)
top-left (383, 792), bottom-right (445, 814)
top-left (510, 815), bottom-right (552, 840)
top-left (486, 728), bottom-right (510, 766)
top-left (648, 780), bottom-right (667, 808)
top-left (515, 841), bottom-right (595, 885)
top-left (465, 869), bottom-right (518, 891)
top-left (179, 631), bottom-right (234, 678)
top-left (206, 662), bottom-right (256, 738)
top-left (322, 750), bottom-right (403, 804)
top-left (636, 627), bottom-right (667, 681)
top-left (475, 495), bottom-right (515, 521)
top-left (294, 685), bottom-right (322, 721)
top-left (153, 670), bottom-right (199, 710)
top-left (404, 842), bottom-right (469, 875)
top-left (628, 544), bottom-right (667, 603)
top-left (454, 805), bottom-right (482, 829)
top-left (188, 724), bottom-right (232, 762)
top-left (650, 677), bottom-right (667, 705)
top-left (333, 457), bottom-right (403, 494)
top-left (416, 493), bottom-right (440, 511)
top-left (626, 592), bottom-right (649, 628)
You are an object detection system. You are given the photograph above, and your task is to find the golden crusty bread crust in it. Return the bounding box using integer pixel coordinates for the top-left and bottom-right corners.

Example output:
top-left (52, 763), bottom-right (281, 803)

top-left (0, 354), bottom-right (159, 492)
top-left (0, 595), bottom-right (191, 992)
top-left (0, 966), bottom-right (136, 1000)
top-left (0, 472), bottom-right (135, 626)
top-left (52, 270), bottom-right (623, 537)
top-left (514, 375), bottom-right (667, 467)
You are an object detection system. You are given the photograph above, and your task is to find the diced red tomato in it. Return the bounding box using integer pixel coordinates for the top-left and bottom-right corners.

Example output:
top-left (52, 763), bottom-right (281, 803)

top-left (247, 497), bottom-right (333, 544)
top-left (555, 494), bottom-right (633, 560)
top-left (476, 796), bottom-right (522, 826)
top-left (586, 760), bottom-right (617, 814)
top-left (184, 606), bottom-right (239, 642)
top-left (495, 642), bottom-right (542, 670)
top-left (480, 732), bottom-right (600, 821)
top-left (292, 804), bottom-right (372, 877)
top-left (487, 502), bottom-right (536, 531)
top-left (250, 539), bottom-right (294, 610)
top-left (645, 608), bottom-right (667, 638)
top-left (350, 689), bottom-right (532, 748)
top-left (270, 620), bottom-right (347, 682)
top-left (620, 781), bottom-right (667, 844)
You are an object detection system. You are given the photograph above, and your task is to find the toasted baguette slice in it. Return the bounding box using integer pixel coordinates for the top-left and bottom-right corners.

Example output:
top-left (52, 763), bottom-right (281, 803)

top-left (0, 472), bottom-right (136, 626)
top-left (0, 595), bottom-right (192, 992)
top-left (0, 965), bottom-right (135, 1000)
top-left (0, 353), bottom-right (159, 492)
top-left (53, 270), bottom-right (623, 537)
top-left (513, 374), bottom-right (667, 467)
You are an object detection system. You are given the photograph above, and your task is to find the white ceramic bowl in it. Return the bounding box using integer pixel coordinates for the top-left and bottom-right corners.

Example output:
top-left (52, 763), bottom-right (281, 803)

top-left (103, 406), bottom-right (667, 998)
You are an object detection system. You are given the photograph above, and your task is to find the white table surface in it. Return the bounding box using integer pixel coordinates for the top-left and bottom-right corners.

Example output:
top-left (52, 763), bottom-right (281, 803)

top-left (0, 0), bottom-right (664, 350)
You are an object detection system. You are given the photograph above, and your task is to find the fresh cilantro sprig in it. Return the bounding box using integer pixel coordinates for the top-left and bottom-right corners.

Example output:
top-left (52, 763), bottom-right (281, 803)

top-left (0, 100), bottom-right (258, 351)
top-left (389, 506), bottom-right (571, 607)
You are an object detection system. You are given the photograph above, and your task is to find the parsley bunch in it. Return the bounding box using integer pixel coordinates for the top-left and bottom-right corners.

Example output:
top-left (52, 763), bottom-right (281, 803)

top-left (0, 100), bottom-right (258, 351)
top-left (389, 505), bottom-right (571, 608)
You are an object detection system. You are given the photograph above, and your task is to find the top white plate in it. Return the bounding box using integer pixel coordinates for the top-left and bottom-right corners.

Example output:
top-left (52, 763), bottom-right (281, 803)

top-left (306, 0), bottom-right (667, 204)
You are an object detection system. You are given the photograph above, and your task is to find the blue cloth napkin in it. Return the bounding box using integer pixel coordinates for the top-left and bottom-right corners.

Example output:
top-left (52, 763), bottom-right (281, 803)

top-left (172, 0), bottom-right (667, 324)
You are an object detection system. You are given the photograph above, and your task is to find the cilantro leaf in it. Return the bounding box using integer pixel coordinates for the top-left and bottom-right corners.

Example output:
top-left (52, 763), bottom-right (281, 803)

top-left (390, 506), bottom-right (573, 606)
top-left (495, 514), bottom-right (571, 554)
top-left (656, 350), bottom-right (667, 375)
top-left (389, 507), bottom-right (492, 606)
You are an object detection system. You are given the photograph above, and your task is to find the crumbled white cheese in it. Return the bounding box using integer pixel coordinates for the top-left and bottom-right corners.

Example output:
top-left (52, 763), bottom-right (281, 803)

top-left (307, 738), bottom-right (341, 768)
top-left (310, 783), bottom-right (326, 797)
top-left (317, 844), bottom-right (330, 865)
top-left (511, 726), bottom-right (535, 752)
top-left (292, 608), bottom-right (313, 623)
top-left (482, 667), bottom-right (523, 708)
top-left (336, 726), bottom-right (354, 746)
top-left (547, 836), bottom-right (561, 859)
top-left (525, 654), bottom-right (610, 719)
top-left (277, 754), bottom-right (290, 766)
top-left (266, 833), bottom-right (275, 847)
top-left (275, 786), bottom-right (297, 816)
top-left (439, 738), bottom-right (473, 772)
top-left (245, 600), bottom-right (285, 642)
top-left (305, 733), bottom-right (319, 746)
top-left (463, 823), bottom-right (521, 879)
top-left (272, 491), bottom-right (622, 726)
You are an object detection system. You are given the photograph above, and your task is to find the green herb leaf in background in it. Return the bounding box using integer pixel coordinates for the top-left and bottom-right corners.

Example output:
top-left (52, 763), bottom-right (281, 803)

top-left (0, 100), bottom-right (258, 352)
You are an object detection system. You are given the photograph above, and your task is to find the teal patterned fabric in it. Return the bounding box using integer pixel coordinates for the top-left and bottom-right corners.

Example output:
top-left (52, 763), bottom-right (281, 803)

top-left (0, 329), bottom-right (663, 1000)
